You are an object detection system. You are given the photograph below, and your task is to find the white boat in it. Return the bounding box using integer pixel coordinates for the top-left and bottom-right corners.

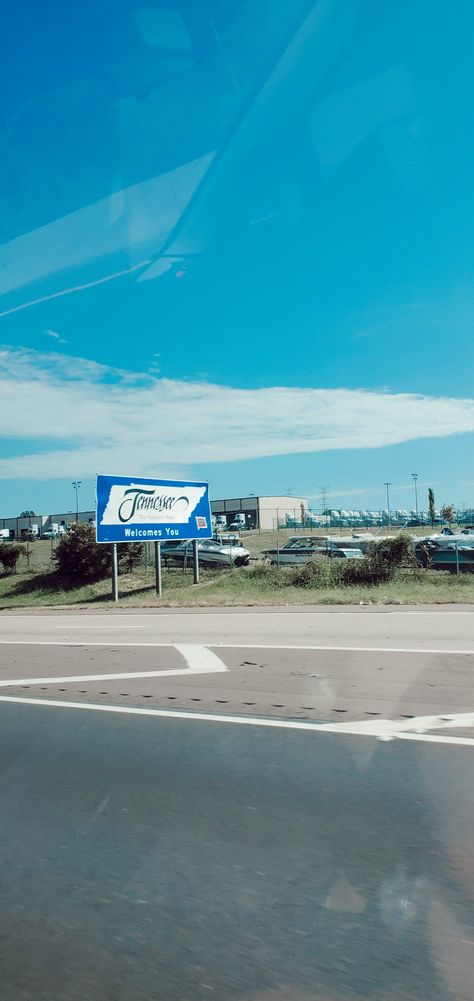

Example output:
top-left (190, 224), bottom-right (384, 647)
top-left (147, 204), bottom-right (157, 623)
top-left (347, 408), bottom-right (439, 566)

top-left (262, 537), bottom-right (327, 565)
top-left (163, 539), bottom-right (250, 568)
top-left (415, 533), bottom-right (474, 572)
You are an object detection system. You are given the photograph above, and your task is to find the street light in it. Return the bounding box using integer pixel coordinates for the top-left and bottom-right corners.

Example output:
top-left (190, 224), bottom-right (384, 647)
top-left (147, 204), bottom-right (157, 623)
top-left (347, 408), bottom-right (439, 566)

top-left (384, 482), bottom-right (391, 527)
top-left (411, 473), bottom-right (418, 517)
top-left (72, 481), bottom-right (81, 522)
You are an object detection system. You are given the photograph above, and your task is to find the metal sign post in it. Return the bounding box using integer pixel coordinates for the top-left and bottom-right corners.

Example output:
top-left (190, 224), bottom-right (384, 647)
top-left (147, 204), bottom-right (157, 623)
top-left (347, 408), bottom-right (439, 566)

top-left (111, 543), bottom-right (119, 602)
top-left (154, 540), bottom-right (162, 596)
top-left (192, 539), bottom-right (200, 584)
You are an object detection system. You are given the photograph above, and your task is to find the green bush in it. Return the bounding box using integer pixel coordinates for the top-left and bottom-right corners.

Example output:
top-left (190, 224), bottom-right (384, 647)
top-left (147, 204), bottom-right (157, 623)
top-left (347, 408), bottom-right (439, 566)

top-left (339, 559), bottom-right (394, 586)
top-left (289, 557), bottom-right (342, 589)
top-left (253, 536), bottom-right (419, 591)
top-left (53, 524), bottom-right (144, 578)
top-left (367, 534), bottom-right (415, 569)
top-left (289, 556), bottom-right (393, 588)
top-left (0, 543), bottom-right (26, 574)
top-left (245, 563), bottom-right (293, 589)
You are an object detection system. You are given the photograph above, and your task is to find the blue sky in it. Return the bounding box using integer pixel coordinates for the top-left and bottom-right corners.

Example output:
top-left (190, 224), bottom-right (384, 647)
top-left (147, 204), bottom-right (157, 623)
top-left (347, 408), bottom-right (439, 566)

top-left (1, 0), bottom-right (473, 517)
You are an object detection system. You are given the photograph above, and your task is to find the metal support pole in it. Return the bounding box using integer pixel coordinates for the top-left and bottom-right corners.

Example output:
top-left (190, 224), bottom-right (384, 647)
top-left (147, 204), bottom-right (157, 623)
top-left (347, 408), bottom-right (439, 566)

top-left (193, 539), bottom-right (199, 584)
top-left (455, 540), bottom-right (460, 575)
top-left (412, 473), bottom-right (418, 517)
top-left (384, 482), bottom-right (391, 527)
top-left (111, 543), bottom-right (119, 602)
top-left (154, 540), bottom-right (162, 596)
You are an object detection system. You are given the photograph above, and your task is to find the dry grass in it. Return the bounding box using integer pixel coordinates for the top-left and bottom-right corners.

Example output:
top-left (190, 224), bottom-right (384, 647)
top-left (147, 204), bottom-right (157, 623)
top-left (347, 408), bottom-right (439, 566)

top-left (1, 562), bottom-right (473, 609)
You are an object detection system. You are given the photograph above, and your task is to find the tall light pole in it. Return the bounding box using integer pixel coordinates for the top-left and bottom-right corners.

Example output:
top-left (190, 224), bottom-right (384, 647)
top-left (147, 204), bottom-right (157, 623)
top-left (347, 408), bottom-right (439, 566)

top-left (384, 482), bottom-right (391, 526)
top-left (411, 473), bottom-right (418, 517)
top-left (72, 481), bottom-right (81, 522)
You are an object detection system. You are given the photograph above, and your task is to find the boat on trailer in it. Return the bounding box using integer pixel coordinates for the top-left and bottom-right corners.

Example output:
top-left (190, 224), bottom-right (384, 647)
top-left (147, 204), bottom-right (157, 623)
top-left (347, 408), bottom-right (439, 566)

top-left (415, 531), bottom-right (474, 572)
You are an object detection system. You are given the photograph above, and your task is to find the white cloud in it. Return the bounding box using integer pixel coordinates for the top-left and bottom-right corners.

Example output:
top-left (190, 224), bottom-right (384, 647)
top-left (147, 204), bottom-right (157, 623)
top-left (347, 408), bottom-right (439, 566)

top-left (1, 346), bottom-right (474, 480)
top-left (43, 329), bottom-right (68, 344)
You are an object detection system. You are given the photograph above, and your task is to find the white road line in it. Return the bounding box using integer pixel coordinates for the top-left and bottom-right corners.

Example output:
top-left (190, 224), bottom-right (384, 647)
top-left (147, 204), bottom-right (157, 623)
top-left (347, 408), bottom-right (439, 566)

top-left (1, 640), bottom-right (473, 655)
top-left (0, 669), bottom-right (215, 686)
top-left (0, 641), bottom-right (198, 647)
top-left (0, 644), bottom-right (228, 687)
top-left (1, 695), bottom-right (474, 747)
top-left (214, 644), bottom-right (474, 655)
top-left (316, 712), bottom-right (474, 737)
top-left (395, 733), bottom-right (474, 746)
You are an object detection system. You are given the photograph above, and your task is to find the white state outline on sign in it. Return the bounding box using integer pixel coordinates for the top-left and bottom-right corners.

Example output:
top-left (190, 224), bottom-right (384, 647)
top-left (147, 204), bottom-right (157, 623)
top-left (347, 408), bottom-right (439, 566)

top-left (0, 696), bottom-right (474, 746)
top-left (0, 643), bottom-right (228, 687)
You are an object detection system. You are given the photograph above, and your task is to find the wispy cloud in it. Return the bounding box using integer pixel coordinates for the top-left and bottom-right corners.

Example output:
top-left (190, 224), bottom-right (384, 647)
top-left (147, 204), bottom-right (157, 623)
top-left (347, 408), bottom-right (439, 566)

top-left (0, 346), bottom-right (473, 480)
top-left (43, 329), bottom-right (68, 344)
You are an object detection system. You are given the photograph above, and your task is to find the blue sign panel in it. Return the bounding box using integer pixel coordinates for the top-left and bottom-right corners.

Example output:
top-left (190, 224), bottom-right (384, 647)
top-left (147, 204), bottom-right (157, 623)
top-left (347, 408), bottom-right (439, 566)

top-left (96, 474), bottom-right (212, 544)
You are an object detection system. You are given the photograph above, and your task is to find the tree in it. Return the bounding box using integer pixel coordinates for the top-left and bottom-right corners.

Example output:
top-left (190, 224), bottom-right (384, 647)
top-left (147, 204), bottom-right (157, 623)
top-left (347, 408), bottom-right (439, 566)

top-left (53, 523), bottom-right (143, 578)
top-left (440, 504), bottom-right (456, 525)
top-left (20, 510), bottom-right (35, 518)
top-left (428, 488), bottom-right (436, 527)
top-left (0, 543), bottom-right (25, 574)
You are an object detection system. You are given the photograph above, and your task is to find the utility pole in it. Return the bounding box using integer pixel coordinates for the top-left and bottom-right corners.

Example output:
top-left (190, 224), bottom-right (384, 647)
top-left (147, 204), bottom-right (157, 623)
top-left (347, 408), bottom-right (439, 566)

top-left (384, 482), bottom-right (391, 527)
top-left (411, 473), bottom-right (418, 517)
top-left (72, 481), bottom-right (81, 522)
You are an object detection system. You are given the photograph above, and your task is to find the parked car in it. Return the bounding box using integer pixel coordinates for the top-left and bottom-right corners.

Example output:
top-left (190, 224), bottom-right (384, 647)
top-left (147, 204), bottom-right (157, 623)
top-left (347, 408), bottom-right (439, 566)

top-left (41, 528), bottom-right (58, 539)
top-left (162, 539), bottom-right (250, 568)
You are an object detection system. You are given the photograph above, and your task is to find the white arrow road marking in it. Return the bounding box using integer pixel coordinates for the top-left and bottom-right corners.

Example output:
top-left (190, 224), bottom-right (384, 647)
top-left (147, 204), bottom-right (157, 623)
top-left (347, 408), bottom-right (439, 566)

top-left (311, 711), bottom-right (474, 738)
top-left (0, 643), bottom-right (228, 687)
top-left (174, 644), bottom-right (229, 673)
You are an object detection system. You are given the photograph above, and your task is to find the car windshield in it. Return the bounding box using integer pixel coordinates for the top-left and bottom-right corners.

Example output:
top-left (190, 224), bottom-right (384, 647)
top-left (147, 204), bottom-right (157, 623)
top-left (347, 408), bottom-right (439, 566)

top-left (283, 538), bottom-right (313, 550)
top-left (2, 5), bottom-right (474, 1001)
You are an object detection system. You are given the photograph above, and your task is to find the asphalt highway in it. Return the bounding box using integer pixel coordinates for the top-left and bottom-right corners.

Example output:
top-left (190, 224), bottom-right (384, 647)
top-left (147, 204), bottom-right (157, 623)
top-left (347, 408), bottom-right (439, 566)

top-left (1, 700), bottom-right (474, 1001)
top-left (1, 608), bottom-right (474, 723)
top-left (2, 606), bottom-right (474, 650)
top-left (1, 607), bottom-right (474, 1000)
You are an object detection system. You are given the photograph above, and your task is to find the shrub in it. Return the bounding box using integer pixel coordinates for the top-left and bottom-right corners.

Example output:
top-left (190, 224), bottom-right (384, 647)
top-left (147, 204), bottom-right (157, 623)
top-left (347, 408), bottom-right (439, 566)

top-left (53, 524), bottom-right (143, 578)
top-left (252, 536), bottom-right (418, 592)
top-left (286, 554), bottom-right (395, 588)
top-left (289, 557), bottom-right (341, 589)
top-left (339, 559), bottom-right (394, 586)
top-left (368, 534), bottom-right (415, 569)
top-left (0, 543), bottom-right (25, 574)
top-left (245, 563), bottom-right (293, 589)
top-left (119, 542), bottom-right (145, 574)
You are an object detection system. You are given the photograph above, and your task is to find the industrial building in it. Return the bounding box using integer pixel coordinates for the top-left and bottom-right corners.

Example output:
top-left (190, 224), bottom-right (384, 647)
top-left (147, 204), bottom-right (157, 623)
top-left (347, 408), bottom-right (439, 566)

top-left (0, 511), bottom-right (95, 540)
top-left (1, 496), bottom-right (309, 539)
top-left (210, 496), bottom-right (308, 531)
